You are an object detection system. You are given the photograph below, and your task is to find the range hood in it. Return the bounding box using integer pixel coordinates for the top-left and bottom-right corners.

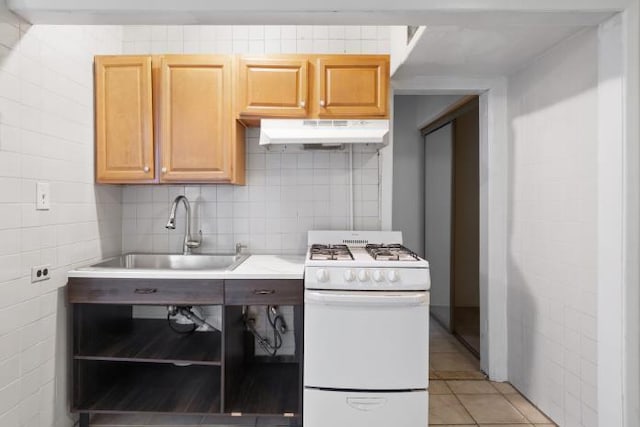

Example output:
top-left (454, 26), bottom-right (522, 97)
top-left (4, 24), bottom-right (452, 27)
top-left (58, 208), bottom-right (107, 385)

top-left (259, 119), bottom-right (389, 148)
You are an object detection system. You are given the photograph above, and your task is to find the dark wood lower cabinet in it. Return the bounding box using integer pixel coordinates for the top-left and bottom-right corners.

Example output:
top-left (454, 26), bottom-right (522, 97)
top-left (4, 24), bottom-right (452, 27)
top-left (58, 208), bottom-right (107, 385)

top-left (69, 277), bottom-right (303, 427)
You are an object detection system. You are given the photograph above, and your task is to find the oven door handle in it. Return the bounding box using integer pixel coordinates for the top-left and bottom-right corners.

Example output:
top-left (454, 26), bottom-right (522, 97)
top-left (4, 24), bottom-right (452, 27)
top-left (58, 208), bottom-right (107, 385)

top-left (305, 291), bottom-right (428, 307)
top-left (346, 396), bottom-right (388, 411)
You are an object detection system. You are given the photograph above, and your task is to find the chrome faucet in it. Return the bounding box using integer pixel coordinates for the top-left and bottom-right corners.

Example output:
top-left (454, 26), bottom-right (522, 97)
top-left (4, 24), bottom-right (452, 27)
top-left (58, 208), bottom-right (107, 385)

top-left (236, 242), bottom-right (247, 255)
top-left (166, 195), bottom-right (202, 255)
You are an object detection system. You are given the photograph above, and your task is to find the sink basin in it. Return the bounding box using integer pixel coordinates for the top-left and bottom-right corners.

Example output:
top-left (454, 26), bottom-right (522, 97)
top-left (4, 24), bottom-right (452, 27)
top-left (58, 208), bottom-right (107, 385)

top-left (91, 253), bottom-right (249, 271)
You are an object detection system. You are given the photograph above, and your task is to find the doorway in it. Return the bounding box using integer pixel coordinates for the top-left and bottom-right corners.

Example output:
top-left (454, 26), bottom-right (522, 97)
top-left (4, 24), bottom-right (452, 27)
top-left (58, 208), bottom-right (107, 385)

top-left (423, 97), bottom-right (480, 357)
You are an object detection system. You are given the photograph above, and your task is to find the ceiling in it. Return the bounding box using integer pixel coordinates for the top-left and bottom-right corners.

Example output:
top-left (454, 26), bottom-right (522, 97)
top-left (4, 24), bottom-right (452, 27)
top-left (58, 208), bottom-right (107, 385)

top-left (7, 0), bottom-right (620, 25)
top-left (393, 24), bottom-right (593, 80)
top-left (8, 0), bottom-right (616, 82)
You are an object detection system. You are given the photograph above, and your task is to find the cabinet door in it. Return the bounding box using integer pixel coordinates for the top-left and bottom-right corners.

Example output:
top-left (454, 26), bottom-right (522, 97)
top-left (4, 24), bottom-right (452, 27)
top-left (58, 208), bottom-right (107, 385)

top-left (95, 56), bottom-right (154, 183)
top-left (316, 56), bottom-right (389, 118)
top-left (159, 55), bottom-right (232, 182)
top-left (238, 57), bottom-right (309, 117)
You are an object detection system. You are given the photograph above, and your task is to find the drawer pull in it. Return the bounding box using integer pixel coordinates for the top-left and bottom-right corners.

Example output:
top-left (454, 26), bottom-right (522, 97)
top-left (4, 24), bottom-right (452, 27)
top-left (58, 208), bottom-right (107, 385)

top-left (134, 288), bottom-right (158, 294)
top-left (253, 289), bottom-right (276, 295)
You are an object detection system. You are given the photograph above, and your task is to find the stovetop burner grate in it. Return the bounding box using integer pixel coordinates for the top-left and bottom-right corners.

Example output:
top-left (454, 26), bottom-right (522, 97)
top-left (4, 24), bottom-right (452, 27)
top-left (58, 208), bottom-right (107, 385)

top-left (309, 244), bottom-right (354, 261)
top-left (365, 244), bottom-right (420, 261)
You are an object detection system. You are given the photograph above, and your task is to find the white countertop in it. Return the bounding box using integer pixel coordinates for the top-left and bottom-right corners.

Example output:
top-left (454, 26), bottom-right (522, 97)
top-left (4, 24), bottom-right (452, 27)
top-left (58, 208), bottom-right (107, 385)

top-left (67, 254), bottom-right (306, 280)
top-left (228, 254), bottom-right (305, 279)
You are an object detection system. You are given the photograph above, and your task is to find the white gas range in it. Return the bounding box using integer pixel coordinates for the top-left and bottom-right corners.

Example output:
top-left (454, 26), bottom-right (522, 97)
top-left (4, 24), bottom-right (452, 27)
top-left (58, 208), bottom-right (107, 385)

top-left (303, 231), bottom-right (431, 427)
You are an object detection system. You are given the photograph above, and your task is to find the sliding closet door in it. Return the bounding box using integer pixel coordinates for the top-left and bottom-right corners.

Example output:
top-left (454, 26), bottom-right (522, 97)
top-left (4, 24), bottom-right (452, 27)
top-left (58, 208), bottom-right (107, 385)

top-left (452, 103), bottom-right (480, 355)
top-left (424, 123), bottom-right (453, 331)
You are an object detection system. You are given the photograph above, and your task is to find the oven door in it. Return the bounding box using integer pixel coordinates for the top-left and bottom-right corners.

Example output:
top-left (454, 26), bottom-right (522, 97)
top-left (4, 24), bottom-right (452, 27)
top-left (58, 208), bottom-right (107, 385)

top-left (304, 290), bottom-right (429, 390)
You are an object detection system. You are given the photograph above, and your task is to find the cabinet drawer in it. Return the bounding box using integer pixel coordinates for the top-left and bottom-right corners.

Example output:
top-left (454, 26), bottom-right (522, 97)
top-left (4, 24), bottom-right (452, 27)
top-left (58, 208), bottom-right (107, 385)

top-left (224, 280), bottom-right (303, 305)
top-left (68, 278), bottom-right (224, 305)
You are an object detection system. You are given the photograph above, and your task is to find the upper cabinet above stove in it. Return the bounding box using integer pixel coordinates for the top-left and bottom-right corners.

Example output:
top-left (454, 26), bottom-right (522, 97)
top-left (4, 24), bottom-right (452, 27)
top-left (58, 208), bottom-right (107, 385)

top-left (237, 56), bottom-right (310, 119)
top-left (317, 56), bottom-right (389, 118)
top-left (237, 54), bottom-right (389, 124)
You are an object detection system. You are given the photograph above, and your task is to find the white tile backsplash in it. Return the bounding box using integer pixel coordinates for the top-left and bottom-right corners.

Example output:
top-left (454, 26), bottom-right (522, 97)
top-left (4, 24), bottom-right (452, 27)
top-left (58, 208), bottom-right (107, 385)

top-left (123, 131), bottom-right (380, 255)
top-left (122, 25), bottom-right (390, 55)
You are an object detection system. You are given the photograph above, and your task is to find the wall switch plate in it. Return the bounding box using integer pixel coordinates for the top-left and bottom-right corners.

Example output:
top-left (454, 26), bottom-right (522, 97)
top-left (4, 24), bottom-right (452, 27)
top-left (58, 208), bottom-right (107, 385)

top-left (31, 265), bottom-right (51, 283)
top-left (36, 182), bottom-right (50, 210)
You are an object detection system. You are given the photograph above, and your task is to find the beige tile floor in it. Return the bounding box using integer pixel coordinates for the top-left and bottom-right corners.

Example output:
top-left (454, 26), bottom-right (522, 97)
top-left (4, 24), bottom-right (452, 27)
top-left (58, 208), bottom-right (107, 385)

top-left (429, 319), bottom-right (556, 426)
top-left (91, 319), bottom-right (556, 427)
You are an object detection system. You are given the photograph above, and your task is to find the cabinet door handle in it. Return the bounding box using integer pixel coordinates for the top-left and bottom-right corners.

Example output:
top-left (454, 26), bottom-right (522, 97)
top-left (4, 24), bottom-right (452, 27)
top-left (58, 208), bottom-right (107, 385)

top-left (143, 165), bottom-right (150, 173)
top-left (134, 288), bottom-right (158, 294)
top-left (161, 167), bottom-right (167, 174)
top-left (299, 100), bottom-right (306, 108)
top-left (253, 289), bottom-right (276, 295)
top-left (319, 100), bottom-right (325, 107)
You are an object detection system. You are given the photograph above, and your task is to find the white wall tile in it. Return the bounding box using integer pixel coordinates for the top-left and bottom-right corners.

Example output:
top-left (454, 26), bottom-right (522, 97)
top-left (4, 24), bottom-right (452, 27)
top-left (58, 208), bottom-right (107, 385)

top-left (151, 25), bottom-right (167, 41)
top-left (167, 25), bottom-right (183, 41)
top-left (0, 15), bottom-right (123, 426)
top-left (344, 26), bottom-right (361, 40)
top-left (283, 39), bottom-right (297, 52)
top-left (507, 28), bottom-right (598, 426)
top-left (328, 25), bottom-right (345, 40)
top-left (123, 144), bottom-right (379, 255)
top-left (200, 26), bottom-right (217, 41)
top-left (280, 26), bottom-right (296, 39)
top-left (183, 26), bottom-right (200, 41)
top-left (249, 26), bottom-right (264, 40)
top-left (265, 39), bottom-right (281, 54)
top-left (264, 26), bottom-right (280, 40)
top-left (296, 25), bottom-right (313, 40)
top-left (312, 26), bottom-right (329, 40)
top-left (232, 25), bottom-right (249, 40)
top-left (248, 40), bottom-right (265, 54)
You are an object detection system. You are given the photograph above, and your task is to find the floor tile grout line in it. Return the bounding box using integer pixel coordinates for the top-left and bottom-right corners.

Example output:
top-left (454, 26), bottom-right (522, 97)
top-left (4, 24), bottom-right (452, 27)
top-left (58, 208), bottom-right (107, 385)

top-left (450, 390), bottom-right (480, 425)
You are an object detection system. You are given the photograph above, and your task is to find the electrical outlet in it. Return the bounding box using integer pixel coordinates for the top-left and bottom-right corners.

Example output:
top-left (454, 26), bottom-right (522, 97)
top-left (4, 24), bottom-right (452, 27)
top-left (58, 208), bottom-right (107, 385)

top-left (31, 265), bottom-right (51, 283)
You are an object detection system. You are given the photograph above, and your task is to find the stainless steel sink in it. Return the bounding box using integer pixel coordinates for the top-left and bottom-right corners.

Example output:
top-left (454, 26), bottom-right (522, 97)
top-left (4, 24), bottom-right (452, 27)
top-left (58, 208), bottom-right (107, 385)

top-left (90, 253), bottom-right (249, 271)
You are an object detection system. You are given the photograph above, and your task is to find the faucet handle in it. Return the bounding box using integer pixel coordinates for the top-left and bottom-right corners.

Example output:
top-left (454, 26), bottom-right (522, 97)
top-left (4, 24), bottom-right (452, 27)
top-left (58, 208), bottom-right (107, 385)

top-left (186, 230), bottom-right (202, 249)
top-left (236, 242), bottom-right (247, 254)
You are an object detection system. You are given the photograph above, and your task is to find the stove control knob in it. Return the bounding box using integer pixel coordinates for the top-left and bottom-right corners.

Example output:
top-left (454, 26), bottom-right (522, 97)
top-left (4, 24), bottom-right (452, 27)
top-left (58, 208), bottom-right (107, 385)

top-left (387, 270), bottom-right (400, 282)
top-left (357, 270), bottom-right (369, 282)
top-left (344, 270), bottom-right (356, 282)
top-left (316, 269), bottom-right (329, 282)
top-left (372, 270), bottom-right (384, 282)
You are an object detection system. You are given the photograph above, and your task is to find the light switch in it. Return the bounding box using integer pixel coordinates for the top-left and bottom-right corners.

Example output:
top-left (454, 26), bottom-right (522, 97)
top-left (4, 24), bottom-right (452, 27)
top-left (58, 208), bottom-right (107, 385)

top-left (36, 182), bottom-right (50, 210)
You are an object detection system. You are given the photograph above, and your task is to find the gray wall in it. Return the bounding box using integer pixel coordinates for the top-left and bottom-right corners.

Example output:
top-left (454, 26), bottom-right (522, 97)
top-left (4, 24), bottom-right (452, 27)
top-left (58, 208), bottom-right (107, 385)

top-left (392, 95), bottom-right (463, 257)
top-left (392, 96), bottom-right (424, 255)
top-left (416, 96), bottom-right (465, 129)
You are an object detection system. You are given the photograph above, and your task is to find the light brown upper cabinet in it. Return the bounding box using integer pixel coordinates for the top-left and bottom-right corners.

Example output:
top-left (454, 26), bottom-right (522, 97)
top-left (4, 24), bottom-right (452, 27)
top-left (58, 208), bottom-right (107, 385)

top-left (236, 54), bottom-right (390, 122)
top-left (238, 57), bottom-right (309, 118)
top-left (95, 54), bottom-right (245, 185)
top-left (94, 54), bottom-right (388, 185)
top-left (94, 56), bottom-right (154, 183)
top-left (317, 55), bottom-right (389, 118)
top-left (158, 55), bottom-right (233, 182)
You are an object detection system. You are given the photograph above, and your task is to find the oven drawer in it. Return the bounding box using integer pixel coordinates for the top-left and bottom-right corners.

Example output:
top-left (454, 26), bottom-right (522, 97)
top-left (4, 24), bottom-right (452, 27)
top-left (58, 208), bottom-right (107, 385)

top-left (304, 389), bottom-right (428, 427)
top-left (224, 279), bottom-right (303, 305)
top-left (304, 290), bottom-right (429, 390)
